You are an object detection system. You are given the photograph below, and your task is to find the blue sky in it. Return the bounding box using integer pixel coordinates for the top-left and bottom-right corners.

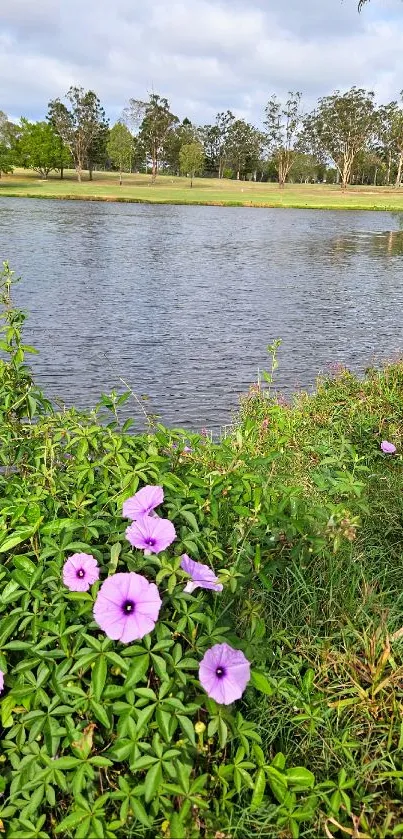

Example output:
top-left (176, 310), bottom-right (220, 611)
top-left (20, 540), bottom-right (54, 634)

top-left (0, 0), bottom-right (402, 126)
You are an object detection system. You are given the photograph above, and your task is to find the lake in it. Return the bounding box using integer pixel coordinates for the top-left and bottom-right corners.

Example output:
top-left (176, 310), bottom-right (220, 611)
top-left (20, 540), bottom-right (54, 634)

top-left (0, 197), bottom-right (402, 430)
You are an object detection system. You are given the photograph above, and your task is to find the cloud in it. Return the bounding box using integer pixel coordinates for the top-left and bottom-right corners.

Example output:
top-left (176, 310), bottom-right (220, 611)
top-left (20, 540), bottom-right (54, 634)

top-left (0, 0), bottom-right (403, 126)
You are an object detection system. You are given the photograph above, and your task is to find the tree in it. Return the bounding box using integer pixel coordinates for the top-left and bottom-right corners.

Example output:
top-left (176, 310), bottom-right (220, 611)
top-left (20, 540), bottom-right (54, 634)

top-left (86, 121), bottom-right (109, 180)
top-left (48, 87), bottom-right (108, 182)
top-left (200, 123), bottom-right (221, 175)
top-left (0, 111), bottom-right (17, 176)
top-left (288, 152), bottom-right (319, 183)
top-left (15, 119), bottom-right (69, 179)
top-left (226, 120), bottom-right (264, 180)
top-left (264, 92), bottom-right (302, 187)
top-left (124, 93), bottom-right (178, 182)
top-left (378, 97), bottom-right (403, 188)
top-left (164, 118), bottom-right (199, 174)
top-left (301, 87), bottom-right (376, 189)
top-left (179, 141), bottom-right (205, 187)
top-left (107, 122), bottom-right (134, 184)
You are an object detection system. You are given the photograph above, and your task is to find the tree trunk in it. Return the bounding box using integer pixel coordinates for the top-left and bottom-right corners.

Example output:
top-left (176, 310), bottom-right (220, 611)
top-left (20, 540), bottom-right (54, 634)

top-left (236, 170), bottom-right (240, 180)
top-left (119, 169), bottom-right (122, 186)
top-left (60, 165), bottom-right (64, 180)
top-left (387, 150), bottom-right (391, 186)
top-left (374, 167), bottom-right (377, 186)
top-left (395, 152), bottom-right (403, 187)
top-left (152, 158), bottom-right (157, 183)
top-left (190, 175), bottom-right (193, 188)
top-left (76, 166), bottom-right (82, 182)
top-left (89, 164), bottom-right (93, 181)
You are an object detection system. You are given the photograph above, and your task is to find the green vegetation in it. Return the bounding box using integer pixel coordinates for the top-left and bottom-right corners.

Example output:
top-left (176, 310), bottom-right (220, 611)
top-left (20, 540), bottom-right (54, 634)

top-left (2, 80), bottom-right (403, 191)
top-left (1, 263), bottom-right (403, 838)
top-left (1, 168), bottom-right (403, 210)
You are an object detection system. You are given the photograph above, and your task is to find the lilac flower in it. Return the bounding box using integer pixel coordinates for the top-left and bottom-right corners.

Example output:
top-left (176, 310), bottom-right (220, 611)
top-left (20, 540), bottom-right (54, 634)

top-left (63, 553), bottom-right (100, 592)
top-left (183, 446), bottom-right (192, 454)
top-left (199, 643), bottom-right (251, 705)
top-left (180, 554), bottom-right (223, 594)
top-left (126, 515), bottom-right (176, 554)
top-left (381, 440), bottom-right (396, 454)
top-left (0, 670), bottom-right (4, 694)
top-left (93, 572), bottom-right (161, 643)
top-left (123, 485), bottom-right (164, 520)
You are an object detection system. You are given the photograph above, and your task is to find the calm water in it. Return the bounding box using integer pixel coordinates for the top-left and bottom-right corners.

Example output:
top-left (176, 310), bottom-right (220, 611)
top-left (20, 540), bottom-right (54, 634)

top-left (0, 197), bottom-right (402, 430)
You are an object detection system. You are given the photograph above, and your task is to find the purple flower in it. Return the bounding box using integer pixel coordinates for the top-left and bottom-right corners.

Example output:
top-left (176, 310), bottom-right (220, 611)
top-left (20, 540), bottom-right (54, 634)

top-left (126, 515), bottom-right (176, 554)
top-left (199, 643), bottom-right (251, 705)
top-left (181, 554), bottom-right (223, 594)
top-left (183, 446), bottom-right (192, 453)
top-left (0, 670), bottom-right (4, 694)
top-left (93, 572), bottom-right (161, 643)
top-left (123, 485), bottom-right (164, 520)
top-left (381, 440), bottom-right (396, 454)
top-left (63, 553), bottom-right (100, 592)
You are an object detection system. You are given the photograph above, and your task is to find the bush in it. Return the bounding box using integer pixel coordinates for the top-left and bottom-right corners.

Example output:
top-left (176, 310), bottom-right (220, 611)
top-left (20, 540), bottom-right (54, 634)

top-left (1, 263), bottom-right (390, 838)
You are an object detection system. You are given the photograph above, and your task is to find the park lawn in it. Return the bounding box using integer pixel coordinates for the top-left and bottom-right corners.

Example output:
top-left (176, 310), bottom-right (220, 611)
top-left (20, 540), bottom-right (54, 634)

top-left (1, 168), bottom-right (403, 210)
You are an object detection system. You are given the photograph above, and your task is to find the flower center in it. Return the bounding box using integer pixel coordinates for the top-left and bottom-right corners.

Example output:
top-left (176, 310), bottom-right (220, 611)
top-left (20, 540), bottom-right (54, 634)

top-left (76, 569), bottom-right (85, 579)
top-left (122, 599), bottom-right (135, 615)
top-left (145, 538), bottom-right (156, 546)
top-left (215, 666), bottom-right (226, 679)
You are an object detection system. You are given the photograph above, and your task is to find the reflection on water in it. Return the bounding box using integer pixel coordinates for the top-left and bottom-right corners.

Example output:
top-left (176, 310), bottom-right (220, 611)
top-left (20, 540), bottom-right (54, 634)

top-left (0, 198), bottom-right (402, 430)
top-left (329, 229), bottom-right (403, 258)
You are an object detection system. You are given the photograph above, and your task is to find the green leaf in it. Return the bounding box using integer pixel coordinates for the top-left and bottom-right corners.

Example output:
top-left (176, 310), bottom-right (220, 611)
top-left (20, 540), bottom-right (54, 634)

top-left (0, 526), bottom-right (36, 553)
top-left (169, 813), bottom-right (186, 838)
top-left (144, 762), bottom-right (163, 803)
top-left (125, 653), bottom-right (150, 688)
top-left (55, 811), bottom-right (86, 833)
top-left (286, 767), bottom-right (315, 789)
top-left (251, 670), bottom-right (274, 696)
top-left (90, 700), bottom-right (111, 729)
top-left (180, 510), bottom-right (199, 532)
top-left (130, 798), bottom-right (151, 827)
top-left (251, 767), bottom-right (266, 811)
top-left (177, 715), bottom-right (196, 746)
top-left (266, 766), bottom-right (287, 803)
top-left (109, 542), bottom-right (121, 575)
top-left (218, 717), bottom-right (228, 748)
top-left (92, 656), bottom-right (107, 702)
top-left (90, 756), bottom-right (113, 767)
top-left (1, 694), bottom-right (15, 728)
top-left (156, 708), bottom-right (172, 742)
top-left (52, 756), bottom-right (81, 770)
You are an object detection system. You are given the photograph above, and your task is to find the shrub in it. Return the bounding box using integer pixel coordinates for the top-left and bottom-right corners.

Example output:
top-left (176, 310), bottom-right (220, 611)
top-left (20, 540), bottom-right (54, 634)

top-left (0, 264), bottom-right (362, 838)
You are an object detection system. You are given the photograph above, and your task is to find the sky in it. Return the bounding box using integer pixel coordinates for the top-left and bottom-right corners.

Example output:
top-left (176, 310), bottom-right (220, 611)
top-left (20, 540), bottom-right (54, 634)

top-left (0, 0), bottom-right (403, 127)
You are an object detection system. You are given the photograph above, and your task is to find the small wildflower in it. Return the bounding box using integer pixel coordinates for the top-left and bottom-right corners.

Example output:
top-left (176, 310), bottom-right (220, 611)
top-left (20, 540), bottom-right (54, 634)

top-left (199, 643), bottom-right (250, 705)
top-left (123, 485), bottom-right (163, 520)
top-left (381, 440), bottom-right (396, 454)
top-left (93, 572), bottom-right (161, 643)
top-left (126, 515), bottom-right (176, 554)
top-left (62, 553), bottom-right (99, 592)
top-left (181, 554), bottom-right (223, 594)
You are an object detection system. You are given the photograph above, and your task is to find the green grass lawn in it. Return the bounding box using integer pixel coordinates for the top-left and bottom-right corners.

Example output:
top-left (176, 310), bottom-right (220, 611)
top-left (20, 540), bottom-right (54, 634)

top-left (2, 168), bottom-right (403, 211)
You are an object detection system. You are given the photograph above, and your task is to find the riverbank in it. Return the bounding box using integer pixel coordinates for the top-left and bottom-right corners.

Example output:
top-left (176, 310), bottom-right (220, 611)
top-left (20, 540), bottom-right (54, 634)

top-left (2, 261), bottom-right (403, 836)
top-left (2, 168), bottom-right (403, 211)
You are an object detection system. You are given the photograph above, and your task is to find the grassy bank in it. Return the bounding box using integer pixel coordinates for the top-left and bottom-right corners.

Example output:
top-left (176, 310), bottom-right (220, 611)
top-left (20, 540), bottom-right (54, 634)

top-left (1, 169), bottom-right (403, 211)
top-left (1, 263), bottom-right (403, 837)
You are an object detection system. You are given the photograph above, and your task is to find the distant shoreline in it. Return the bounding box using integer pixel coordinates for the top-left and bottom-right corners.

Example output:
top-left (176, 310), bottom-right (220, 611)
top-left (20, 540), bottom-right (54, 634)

top-left (0, 192), bottom-right (401, 212)
top-left (1, 170), bottom-right (403, 212)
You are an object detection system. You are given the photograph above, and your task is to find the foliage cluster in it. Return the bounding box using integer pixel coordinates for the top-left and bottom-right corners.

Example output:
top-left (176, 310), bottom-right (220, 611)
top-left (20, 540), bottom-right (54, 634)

top-left (1, 266), bottom-right (403, 837)
top-left (3, 77), bottom-right (403, 189)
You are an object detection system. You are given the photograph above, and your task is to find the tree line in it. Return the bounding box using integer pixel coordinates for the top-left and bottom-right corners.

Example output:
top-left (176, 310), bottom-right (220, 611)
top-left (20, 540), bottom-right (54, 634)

top-left (1, 85), bottom-right (403, 189)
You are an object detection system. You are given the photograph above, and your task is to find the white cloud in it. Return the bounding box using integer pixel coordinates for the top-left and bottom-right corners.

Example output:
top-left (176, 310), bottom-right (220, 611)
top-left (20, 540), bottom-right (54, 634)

top-left (0, 0), bottom-right (403, 126)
